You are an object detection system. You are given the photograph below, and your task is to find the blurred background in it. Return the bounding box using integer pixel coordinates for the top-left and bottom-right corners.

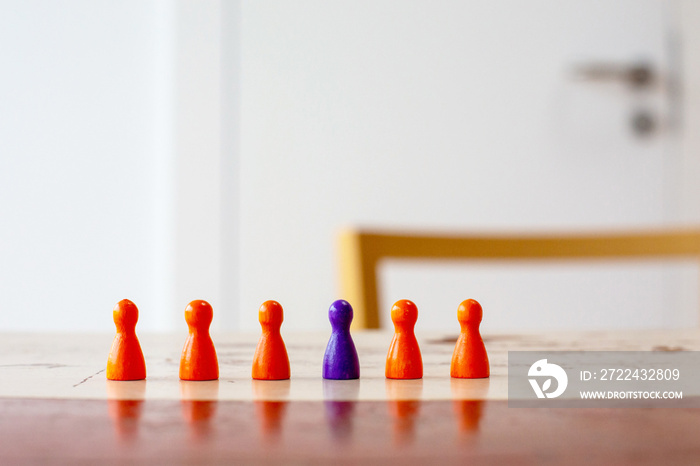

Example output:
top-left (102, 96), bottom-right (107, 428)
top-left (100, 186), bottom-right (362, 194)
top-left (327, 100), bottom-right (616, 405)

top-left (1, 0), bottom-right (700, 333)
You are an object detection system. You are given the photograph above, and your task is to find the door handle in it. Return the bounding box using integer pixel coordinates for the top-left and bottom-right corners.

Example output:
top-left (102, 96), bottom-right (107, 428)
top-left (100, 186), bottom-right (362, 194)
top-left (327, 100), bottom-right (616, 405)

top-left (571, 61), bottom-right (659, 136)
top-left (572, 62), bottom-right (655, 88)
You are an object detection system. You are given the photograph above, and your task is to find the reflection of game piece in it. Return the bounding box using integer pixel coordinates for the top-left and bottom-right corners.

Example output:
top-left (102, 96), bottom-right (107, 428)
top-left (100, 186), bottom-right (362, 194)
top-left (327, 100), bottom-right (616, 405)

top-left (179, 300), bottom-right (219, 381)
top-left (256, 401), bottom-right (287, 440)
top-left (385, 299), bottom-right (423, 379)
top-left (106, 299), bottom-right (146, 381)
top-left (252, 300), bottom-right (290, 380)
top-left (450, 299), bottom-right (490, 378)
top-left (388, 400), bottom-right (420, 445)
top-left (323, 378), bottom-right (360, 442)
top-left (181, 400), bottom-right (217, 441)
top-left (453, 399), bottom-right (484, 433)
top-left (108, 399), bottom-right (144, 443)
top-left (251, 379), bottom-right (291, 441)
top-left (385, 378), bottom-right (423, 445)
top-left (323, 300), bottom-right (360, 380)
top-left (324, 400), bottom-right (356, 442)
top-left (106, 379), bottom-right (146, 443)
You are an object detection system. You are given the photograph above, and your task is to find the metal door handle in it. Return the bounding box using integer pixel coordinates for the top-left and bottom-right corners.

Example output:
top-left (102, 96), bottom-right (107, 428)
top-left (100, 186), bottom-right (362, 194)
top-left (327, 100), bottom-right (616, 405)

top-left (572, 62), bottom-right (655, 88)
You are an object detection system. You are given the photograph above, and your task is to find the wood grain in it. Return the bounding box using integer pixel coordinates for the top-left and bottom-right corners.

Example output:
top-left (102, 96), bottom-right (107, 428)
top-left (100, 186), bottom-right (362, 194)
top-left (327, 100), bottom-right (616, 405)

top-left (0, 398), bottom-right (698, 464)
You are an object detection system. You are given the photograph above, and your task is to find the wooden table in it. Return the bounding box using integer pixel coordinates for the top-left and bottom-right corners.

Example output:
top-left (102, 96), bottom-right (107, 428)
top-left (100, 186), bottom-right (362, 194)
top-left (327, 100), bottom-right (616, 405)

top-left (1, 330), bottom-right (699, 464)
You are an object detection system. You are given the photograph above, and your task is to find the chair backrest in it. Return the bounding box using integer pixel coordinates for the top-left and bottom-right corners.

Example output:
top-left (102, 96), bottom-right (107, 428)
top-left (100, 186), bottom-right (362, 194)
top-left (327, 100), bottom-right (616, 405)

top-left (338, 228), bottom-right (700, 329)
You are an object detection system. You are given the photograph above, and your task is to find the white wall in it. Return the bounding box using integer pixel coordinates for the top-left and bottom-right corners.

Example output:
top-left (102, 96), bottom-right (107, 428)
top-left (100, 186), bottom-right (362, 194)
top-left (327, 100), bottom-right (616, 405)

top-left (166, 0), bottom-right (231, 332)
top-left (0, 1), bottom-right (161, 331)
top-left (0, 1), bottom-right (233, 332)
top-left (2, 1), bottom-right (700, 333)
top-left (239, 0), bottom-right (698, 332)
top-left (679, 0), bottom-right (700, 222)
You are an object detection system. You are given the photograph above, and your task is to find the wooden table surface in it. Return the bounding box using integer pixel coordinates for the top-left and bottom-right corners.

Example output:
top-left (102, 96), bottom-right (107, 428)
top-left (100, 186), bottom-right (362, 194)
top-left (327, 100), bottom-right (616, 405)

top-left (1, 329), bottom-right (699, 464)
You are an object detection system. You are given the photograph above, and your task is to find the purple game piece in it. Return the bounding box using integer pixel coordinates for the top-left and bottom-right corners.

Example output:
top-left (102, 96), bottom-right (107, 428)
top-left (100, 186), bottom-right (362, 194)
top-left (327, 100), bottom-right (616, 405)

top-left (322, 300), bottom-right (360, 380)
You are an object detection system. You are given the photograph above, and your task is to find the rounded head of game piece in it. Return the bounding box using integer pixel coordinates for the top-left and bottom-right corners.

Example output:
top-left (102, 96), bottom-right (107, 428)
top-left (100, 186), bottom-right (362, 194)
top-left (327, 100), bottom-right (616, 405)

top-left (328, 299), bottom-right (353, 330)
top-left (258, 300), bottom-right (284, 326)
top-left (113, 299), bottom-right (139, 329)
top-left (184, 299), bottom-right (213, 330)
top-left (458, 299), bottom-right (482, 326)
top-left (391, 299), bottom-right (418, 327)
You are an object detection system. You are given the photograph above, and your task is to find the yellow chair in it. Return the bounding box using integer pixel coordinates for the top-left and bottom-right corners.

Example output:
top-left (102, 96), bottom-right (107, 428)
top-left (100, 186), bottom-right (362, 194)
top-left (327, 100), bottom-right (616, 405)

top-left (338, 228), bottom-right (700, 329)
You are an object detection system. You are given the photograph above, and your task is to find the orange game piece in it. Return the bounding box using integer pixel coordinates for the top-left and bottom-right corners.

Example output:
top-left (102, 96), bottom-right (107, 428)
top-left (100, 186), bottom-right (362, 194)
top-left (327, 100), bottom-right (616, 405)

top-left (385, 299), bottom-right (423, 379)
top-left (450, 299), bottom-right (490, 378)
top-left (179, 300), bottom-right (219, 381)
top-left (106, 299), bottom-right (146, 381)
top-left (252, 300), bottom-right (290, 380)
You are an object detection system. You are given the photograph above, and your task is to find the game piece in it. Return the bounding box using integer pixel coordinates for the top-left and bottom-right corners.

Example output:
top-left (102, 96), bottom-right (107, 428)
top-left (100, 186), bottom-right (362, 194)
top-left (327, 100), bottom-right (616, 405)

top-left (252, 300), bottom-right (290, 380)
top-left (106, 299), bottom-right (146, 381)
top-left (179, 300), bottom-right (219, 381)
top-left (322, 299), bottom-right (360, 380)
top-left (385, 299), bottom-right (423, 379)
top-left (450, 299), bottom-right (490, 378)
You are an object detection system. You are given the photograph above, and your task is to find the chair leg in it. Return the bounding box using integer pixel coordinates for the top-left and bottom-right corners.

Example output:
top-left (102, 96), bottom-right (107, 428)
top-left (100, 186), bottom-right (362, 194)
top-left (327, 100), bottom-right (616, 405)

top-left (338, 230), bottom-right (380, 329)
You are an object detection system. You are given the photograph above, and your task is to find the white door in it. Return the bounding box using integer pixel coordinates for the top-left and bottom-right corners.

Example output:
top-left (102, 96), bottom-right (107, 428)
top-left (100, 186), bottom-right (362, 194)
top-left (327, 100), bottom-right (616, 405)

top-left (240, 1), bottom-right (693, 331)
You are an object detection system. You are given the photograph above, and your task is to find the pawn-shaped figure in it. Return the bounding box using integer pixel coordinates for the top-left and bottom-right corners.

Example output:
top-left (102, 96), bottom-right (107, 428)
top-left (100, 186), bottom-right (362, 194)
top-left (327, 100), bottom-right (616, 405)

top-left (179, 300), bottom-right (219, 381)
top-left (252, 300), bottom-right (290, 380)
top-left (322, 300), bottom-right (360, 380)
top-left (107, 299), bottom-right (146, 380)
top-left (385, 299), bottom-right (423, 379)
top-left (451, 299), bottom-right (490, 378)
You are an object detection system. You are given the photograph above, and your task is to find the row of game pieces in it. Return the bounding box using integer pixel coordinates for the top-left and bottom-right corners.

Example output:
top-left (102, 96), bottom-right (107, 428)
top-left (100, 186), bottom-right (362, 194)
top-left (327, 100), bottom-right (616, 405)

top-left (106, 298), bottom-right (490, 381)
